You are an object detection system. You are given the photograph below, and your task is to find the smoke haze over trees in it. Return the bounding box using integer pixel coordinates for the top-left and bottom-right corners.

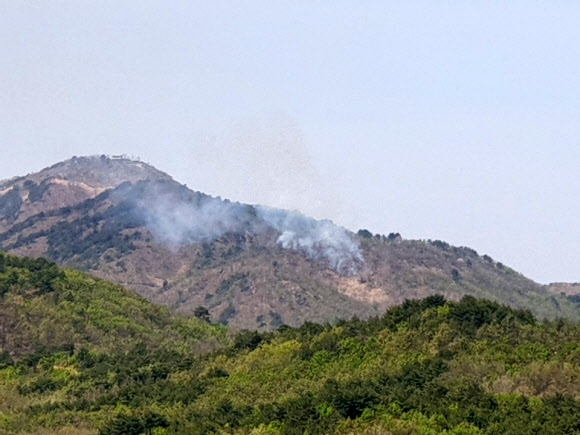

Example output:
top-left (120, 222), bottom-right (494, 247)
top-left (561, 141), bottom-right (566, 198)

top-left (135, 180), bottom-right (364, 275)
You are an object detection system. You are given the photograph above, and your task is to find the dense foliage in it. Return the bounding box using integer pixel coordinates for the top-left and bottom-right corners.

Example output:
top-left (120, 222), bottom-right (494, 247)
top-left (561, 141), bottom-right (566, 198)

top-left (0, 251), bottom-right (226, 361)
top-left (1, 254), bottom-right (579, 434)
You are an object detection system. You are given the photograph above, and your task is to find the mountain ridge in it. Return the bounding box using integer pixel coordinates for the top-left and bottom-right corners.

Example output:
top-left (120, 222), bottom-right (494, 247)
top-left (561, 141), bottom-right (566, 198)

top-left (1, 155), bottom-right (578, 329)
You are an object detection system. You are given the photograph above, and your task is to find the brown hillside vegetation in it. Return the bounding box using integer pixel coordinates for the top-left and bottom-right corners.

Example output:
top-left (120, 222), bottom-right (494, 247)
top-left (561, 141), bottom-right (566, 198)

top-left (1, 156), bottom-right (578, 330)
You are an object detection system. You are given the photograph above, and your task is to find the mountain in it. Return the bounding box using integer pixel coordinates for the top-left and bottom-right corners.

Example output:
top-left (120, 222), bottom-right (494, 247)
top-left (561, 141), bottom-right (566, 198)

top-left (0, 155), bottom-right (172, 232)
top-left (2, 291), bottom-right (579, 434)
top-left (1, 155), bottom-right (578, 329)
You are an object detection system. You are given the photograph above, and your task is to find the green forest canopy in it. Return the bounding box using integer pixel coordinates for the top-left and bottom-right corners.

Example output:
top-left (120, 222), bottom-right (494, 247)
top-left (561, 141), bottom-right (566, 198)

top-left (0, 252), bottom-right (579, 434)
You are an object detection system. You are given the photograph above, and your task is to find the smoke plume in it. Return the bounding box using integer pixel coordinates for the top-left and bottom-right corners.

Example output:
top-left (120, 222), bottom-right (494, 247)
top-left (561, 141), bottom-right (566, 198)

top-left (256, 206), bottom-right (364, 275)
top-left (184, 113), bottom-right (347, 223)
top-left (129, 181), bottom-right (364, 275)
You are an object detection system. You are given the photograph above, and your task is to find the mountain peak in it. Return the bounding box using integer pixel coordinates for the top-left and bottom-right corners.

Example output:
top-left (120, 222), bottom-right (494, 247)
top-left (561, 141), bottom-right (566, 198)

top-left (0, 155), bottom-right (173, 231)
top-left (1, 155), bottom-right (172, 191)
top-left (27, 155), bottom-right (172, 188)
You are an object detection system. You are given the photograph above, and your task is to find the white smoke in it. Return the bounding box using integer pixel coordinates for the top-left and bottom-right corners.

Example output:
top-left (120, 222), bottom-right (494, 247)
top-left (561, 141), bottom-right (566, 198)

top-left (183, 113), bottom-right (346, 223)
top-left (132, 183), bottom-right (253, 246)
top-left (130, 182), bottom-right (364, 275)
top-left (143, 196), bottom-right (249, 246)
top-left (256, 206), bottom-right (364, 275)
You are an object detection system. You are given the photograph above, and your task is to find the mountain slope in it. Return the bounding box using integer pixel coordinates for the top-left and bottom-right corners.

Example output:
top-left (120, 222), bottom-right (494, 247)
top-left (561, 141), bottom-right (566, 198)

top-left (0, 155), bottom-right (171, 234)
top-left (0, 251), bottom-right (227, 362)
top-left (0, 156), bottom-right (578, 329)
top-left (2, 294), bottom-right (579, 434)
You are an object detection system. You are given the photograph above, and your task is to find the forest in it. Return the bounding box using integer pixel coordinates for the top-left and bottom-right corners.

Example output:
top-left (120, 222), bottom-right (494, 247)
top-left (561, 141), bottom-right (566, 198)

top-left (0, 251), bottom-right (579, 434)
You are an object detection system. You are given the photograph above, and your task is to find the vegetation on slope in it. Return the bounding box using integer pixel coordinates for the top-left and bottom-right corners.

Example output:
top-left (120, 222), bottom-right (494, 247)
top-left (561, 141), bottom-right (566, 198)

top-left (0, 252), bottom-right (226, 360)
top-left (2, 156), bottom-right (580, 329)
top-left (0, 251), bottom-right (228, 434)
top-left (0, 257), bottom-right (578, 434)
top-left (358, 234), bottom-right (580, 322)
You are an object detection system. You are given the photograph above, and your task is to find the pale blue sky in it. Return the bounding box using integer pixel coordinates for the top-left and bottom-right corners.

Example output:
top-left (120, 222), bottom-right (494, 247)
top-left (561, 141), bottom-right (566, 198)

top-left (1, 1), bottom-right (579, 283)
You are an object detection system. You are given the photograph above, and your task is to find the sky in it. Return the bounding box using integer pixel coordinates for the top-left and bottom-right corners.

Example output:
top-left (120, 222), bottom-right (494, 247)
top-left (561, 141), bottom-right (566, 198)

top-left (1, 1), bottom-right (579, 283)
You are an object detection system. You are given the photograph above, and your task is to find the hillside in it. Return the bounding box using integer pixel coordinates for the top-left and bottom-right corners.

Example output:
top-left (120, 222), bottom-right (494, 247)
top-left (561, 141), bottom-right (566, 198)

top-left (1, 156), bottom-right (579, 329)
top-left (1, 293), bottom-right (579, 434)
top-left (0, 155), bottom-right (171, 234)
top-left (0, 251), bottom-right (227, 362)
top-left (549, 282), bottom-right (580, 297)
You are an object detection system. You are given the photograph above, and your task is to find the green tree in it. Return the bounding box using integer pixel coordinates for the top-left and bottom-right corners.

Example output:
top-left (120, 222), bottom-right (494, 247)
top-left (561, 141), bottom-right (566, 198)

top-left (194, 305), bottom-right (211, 322)
top-left (99, 414), bottom-right (144, 435)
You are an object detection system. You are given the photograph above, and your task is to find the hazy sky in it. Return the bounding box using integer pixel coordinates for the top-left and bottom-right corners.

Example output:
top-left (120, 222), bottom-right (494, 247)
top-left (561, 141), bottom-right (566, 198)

top-left (1, 1), bottom-right (580, 283)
